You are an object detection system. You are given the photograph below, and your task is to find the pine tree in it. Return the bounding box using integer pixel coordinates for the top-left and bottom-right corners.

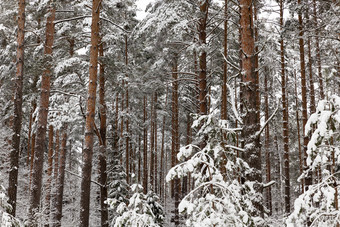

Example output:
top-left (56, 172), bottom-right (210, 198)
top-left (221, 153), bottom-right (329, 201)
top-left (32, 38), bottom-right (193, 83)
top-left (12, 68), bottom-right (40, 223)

top-left (28, 4), bottom-right (56, 225)
top-left (79, 0), bottom-right (101, 226)
top-left (8, 0), bottom-right (25, 217)
top-left (239, 0), bottom-right (262, 215)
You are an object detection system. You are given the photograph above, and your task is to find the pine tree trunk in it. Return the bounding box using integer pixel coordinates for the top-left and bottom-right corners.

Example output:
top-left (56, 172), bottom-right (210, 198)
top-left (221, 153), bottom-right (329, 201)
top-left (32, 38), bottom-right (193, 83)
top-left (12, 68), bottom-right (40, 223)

top-left (138, 135), bottom-right (141, 184)
top-left (8, 0), bottom-right (25, 216)
top-left (54, 130), bottom-right (60, 183)
top-left (160, 86), bottom-right (168, 199)
top-left (44, 125), bottom-right (54, 225)
top-left (29, 133), bottom-right (36, 191)
top-left (171, 59), bottom-right (178, 198)
top-left (171, 57), bottom-right (180, 225)
top-left (280, 0), bottom-right (290, 213)
top-left (198, 1), bottom-right (209, 116)
top-left (27, 101), bottom-right (36, 166)
top-left (306, 10), bottom-right (316, 114)
top-left (143, 96), bottom-right (148, 194)
top-left (28, 6), bottom-right (55, 224)
top-left (150, 93), bottom-right (154, 190)
top-left (264, 70), bottom-right (272, 215)
top-left (298, 0), bottom-right (312, 189)
top-left (98, 41), bottom-right (108, 227)
top-left (53, 129), bottom-right (67, 227)
top-left (221, 0), bottom-right (228, 121)
top-left (239, 0), bottom-right (263, 215)
top-left (125, 34), bottom-right (130, 185)
top-left (220, 0), bottom-right (228, 180)
top-left (79, 0), bottom-right (101, 225)
top-left (312, 0), bottom-right (325, 100)
top-left (154, 93), bottom-right (158, 194)
top-left (293, 70), bottom-right (304, 193)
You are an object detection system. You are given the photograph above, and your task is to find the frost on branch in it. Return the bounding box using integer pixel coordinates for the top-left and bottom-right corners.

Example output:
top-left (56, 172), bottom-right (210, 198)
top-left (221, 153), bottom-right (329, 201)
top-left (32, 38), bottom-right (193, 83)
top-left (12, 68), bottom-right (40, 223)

top-left (166, 113), bottom-right (265, 226)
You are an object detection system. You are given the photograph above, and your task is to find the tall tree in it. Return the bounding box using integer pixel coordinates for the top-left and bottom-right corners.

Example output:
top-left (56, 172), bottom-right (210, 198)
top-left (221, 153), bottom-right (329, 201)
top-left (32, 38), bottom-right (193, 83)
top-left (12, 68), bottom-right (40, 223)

top-left (8, 0), bottom-right (25, 216)
top-left (298, 0), bottom-right (312, 189)
top-left (312, 0), bottom-right (324, 100)
top-left (171, 57), bottom-right (180, 225)
top-left (44, 125), bottom-right (54, 224)
top-left (280, 0), bottom-right (290, 213)
top-left (221, 0), bottom-right (228, 121)
top-left (198, 0), bottom-right (209, 116)
top-left (28, 4), bottom-right (56, 224)
top-left (239, 0), bottom-right (263, 214)
top-left (98, 40), bottom-right (108, 227)
top-left (52, 128), bottom-right (67, 227)
top-left (79, 0), bottom-right (101, 226)
top-left (143, 96), bottom-right (148, 194)
top-left (264, 70), bottom-right (272, 215)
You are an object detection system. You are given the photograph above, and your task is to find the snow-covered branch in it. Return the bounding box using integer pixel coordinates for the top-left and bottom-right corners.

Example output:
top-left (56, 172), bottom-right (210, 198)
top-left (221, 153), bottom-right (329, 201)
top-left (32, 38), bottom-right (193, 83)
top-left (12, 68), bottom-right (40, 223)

top-left (227, 84), bottom-right (243, 125)
top-left (257, 99), bottom-right (279, 137)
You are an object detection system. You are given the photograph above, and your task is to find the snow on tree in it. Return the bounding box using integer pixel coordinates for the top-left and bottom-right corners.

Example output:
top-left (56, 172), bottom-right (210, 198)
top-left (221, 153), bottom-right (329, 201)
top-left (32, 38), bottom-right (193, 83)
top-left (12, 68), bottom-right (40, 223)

top-left (109, 184), bottom-right (164, 227)
top-left (287, 95), bottom-right (340, 226)
top-left (106, 145), bottom-right (130, 224)
top-left (166, 113), bottom-right (265, 226)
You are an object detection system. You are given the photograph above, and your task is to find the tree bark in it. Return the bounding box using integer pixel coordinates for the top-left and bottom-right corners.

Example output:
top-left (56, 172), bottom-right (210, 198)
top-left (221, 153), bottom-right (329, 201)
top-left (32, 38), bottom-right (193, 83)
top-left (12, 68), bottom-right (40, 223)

top-left (28, 6), bottom-right (56, 225)
top-left (125, 34), bottom-right (130, 185)
top-left (264, 69), bottom-right (272, 215)
top-left (29, 133), bottom-right (36, 192)
top-left (294, 71), bottom-right (304, 193)
top-left (154, 93), bottom-right (158, 194)
top-left (143, 96), bottom-right (148, 194)
top-left (298, 0), bottom-right (312, 189)
top-left (306, 11), bottom-right (316, 114)
top-left (150, 93), bottom-right (154, 190)
top-left (79, 0), bottom-right (101, 226)
top-left (280, 0), bottom-right (290, 213)
top-left (27, 101), bottom-right (36, 166)
top-left (98, 40), bottom-right (108, 227)
top-left (239, 0), bottom-right (263, 215)
top-left (171, 58), bottom-right (180, 225)
top-left (159, 87), bottom-right (168, 199)
top-left (312, 0), bottom-right (325, 100)
top-left (198, 0), bottom-right (209, 116)
top-left (8, 0), bottom-right (25, 216)
top-left (54, 130), bottom-right (60, 183)
top-left (44, 125), bottom-right (54, 225)
top-left (138, 135), bottom-right (141, 184)
top-left (53, 129), bottom-right (67, 227)
top-left (221, 0), bottom-right (228, 121)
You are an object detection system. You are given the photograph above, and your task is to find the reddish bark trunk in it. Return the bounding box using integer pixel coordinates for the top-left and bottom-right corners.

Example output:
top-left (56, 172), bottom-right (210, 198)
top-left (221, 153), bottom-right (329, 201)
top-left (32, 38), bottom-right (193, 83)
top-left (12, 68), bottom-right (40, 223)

top-left (150, 93), bottom-right (154, 190)
top-left (79, 0), bottom-right (101, 225)
top-left (44, 125), bottom-right (54, 224)
top-left (29, 133), bottom-right (36, 192)
top-left (154, 93), bottom-right (158, 193)
top-left (240, 0), bottom-right (263, 215)
top-left (53, 129), bottom-right (67, 227)
top-left (298, 0), bottom-right (312, 189)
top-left (198, 1), bottom-right (209, 116)
top-left (280, 0), bottom-right (290, 213)
top-left (8, 0), bottom-right (25, 216)
top-left (98, 41), bottom-right (108, 227)
top-left (27, 101), bottom-right (36, 166)
top-left (143, 96), bottom-right (148, 194)
top-left (28, 6), bottom-right (56, 224)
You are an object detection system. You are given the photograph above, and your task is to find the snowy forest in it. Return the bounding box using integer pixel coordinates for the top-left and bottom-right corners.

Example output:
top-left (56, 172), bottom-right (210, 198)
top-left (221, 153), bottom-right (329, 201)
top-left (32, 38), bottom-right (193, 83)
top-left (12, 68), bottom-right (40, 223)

top-left (0, 0), bottom-right (339, 226)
